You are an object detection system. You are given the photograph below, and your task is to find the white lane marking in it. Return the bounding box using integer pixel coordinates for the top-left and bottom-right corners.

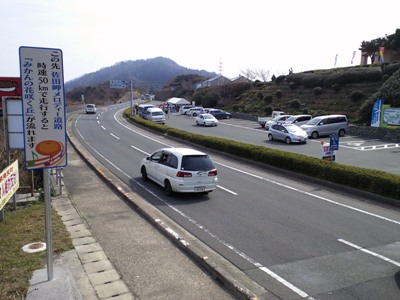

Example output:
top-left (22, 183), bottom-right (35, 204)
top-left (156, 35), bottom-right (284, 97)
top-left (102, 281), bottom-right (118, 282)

top-left (216, 161), bottom-right (400, 226)
top-left (338, 239), bottom-right (400, 267)
top-left (357, 144), bottom-right (400, 151)
top-left (259, 267), bottom-right (314, 299)
top-left (219, 122), bottom-right (263, 132)
top-left (130, 145), bottom-right (149, 155)
top-left (134, 177), bottom-right (313, 299)
top-left (217, 185), bottom-right (237, 195)
top-left (101, 125), bottom-right (106, 130)
top-left (110, 133), bottom-right (120, 140)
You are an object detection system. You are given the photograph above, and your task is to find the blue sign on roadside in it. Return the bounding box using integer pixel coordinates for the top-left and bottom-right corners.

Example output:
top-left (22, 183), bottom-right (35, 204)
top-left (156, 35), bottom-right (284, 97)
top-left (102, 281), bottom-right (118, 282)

top-left (110, 80), bottom-right (126, 89)
top-left (330, 134), bottom-right (339, 151)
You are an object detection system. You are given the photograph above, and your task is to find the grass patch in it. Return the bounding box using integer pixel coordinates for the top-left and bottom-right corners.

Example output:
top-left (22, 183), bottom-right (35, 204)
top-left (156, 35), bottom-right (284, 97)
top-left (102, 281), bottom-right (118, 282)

top-left (0, 200), bottom-right (74, 300)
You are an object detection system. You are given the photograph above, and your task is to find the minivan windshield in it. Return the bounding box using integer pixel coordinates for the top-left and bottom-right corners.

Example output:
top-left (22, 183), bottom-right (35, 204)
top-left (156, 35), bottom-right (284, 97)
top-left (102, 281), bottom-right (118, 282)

top-left (152, 111), bottom-right (164, 116)
top-left (305, 117), bottom-right (322, 125)
top-left (181, 155), bottom-right (215, 171)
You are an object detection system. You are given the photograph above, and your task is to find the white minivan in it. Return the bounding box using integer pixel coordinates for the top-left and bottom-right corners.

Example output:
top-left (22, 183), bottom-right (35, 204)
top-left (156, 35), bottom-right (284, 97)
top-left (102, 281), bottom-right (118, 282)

top-left (300, 114), bottom-right (348, 139)
top-left (145, 107), bottom-right (166, 124)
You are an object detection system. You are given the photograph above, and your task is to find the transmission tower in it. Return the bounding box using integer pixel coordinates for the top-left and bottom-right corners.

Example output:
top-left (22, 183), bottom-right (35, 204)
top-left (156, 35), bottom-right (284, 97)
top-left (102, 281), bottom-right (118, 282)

top-left (219, 59), bottom-right (223, 75)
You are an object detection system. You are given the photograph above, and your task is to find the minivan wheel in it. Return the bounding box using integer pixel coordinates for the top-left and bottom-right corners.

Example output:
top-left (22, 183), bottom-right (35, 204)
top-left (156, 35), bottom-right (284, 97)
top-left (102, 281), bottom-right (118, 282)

top-left (285, 137), bottom-right (291, 144)
top-left (311, 131), bottom-right (319, 139)
top-left (141, 167), bottom-right (148, 181)
top-left (164, 180), bottom-right (173, 196)
top-left (268, 134), bottom-right (273, 141)
top-left (338, 129), bottom-right (345, 137)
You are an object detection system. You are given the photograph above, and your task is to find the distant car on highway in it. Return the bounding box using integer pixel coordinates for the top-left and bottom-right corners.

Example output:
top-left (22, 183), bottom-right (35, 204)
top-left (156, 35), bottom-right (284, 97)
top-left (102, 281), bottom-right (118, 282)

top-left (267, 123), bottom-right (308, 144)
top-left (85, 104), bottom-right (97, 114)
top-left (207, 109), bottom-right (231, 119)
top-left (140, 147), bottom-right (218, 195)
top-left (195, 113), bottom-right (219, 127)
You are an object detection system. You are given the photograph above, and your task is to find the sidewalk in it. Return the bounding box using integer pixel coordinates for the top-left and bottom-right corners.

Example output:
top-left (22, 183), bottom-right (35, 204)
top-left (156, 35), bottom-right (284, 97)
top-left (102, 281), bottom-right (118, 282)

top-left (24, 112), bottom-right (276, 300)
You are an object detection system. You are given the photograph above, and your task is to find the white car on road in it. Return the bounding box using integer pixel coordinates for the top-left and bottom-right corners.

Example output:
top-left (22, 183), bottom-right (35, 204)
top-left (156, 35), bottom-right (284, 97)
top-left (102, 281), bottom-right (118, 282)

top-left (195, 113), bottom-right (219, 127)
top-left (140, 148), bottom-right (218, 195)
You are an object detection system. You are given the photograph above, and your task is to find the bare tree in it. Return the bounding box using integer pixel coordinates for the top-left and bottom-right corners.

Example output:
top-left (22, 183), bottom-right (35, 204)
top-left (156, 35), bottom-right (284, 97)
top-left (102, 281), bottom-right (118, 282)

top-left (240, 68), bottom-right (257, 81)
top-left (257, 68), bottom-right (270, 82)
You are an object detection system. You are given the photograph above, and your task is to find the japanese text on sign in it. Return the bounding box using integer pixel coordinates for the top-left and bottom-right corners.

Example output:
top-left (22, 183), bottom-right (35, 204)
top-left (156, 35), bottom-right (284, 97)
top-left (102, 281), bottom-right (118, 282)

top-left (0, 160), bottom-right (20, 210)
top-left (19, 47), bottom-right (67, 170)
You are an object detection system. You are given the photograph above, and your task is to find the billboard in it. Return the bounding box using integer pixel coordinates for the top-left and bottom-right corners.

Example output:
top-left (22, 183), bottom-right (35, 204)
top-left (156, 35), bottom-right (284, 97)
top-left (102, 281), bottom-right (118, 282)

top-left (0, 77), bottom-right (21, 110)
top-left (0, 160), bottom-right (19, 210)
top-left (19, 46), bottom-right (67, 170)
top-left (383, 107), bottom-right (400, 126)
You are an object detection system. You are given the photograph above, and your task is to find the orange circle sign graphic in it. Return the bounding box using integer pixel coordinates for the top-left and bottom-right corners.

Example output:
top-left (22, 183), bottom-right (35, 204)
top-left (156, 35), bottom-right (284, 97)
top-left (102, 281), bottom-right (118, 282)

top-left (36, 140), bottom-right (62, 156)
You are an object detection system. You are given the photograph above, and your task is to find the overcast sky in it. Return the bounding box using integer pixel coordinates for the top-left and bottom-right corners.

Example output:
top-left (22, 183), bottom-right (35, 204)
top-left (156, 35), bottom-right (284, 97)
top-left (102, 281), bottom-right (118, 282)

top-left (1, 0), bottom-right (399, 82)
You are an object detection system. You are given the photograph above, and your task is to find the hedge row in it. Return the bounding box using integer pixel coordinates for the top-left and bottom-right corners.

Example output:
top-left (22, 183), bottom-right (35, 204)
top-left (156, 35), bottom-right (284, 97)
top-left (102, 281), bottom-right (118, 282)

top-left (125, 111), bottom-right (400, 201)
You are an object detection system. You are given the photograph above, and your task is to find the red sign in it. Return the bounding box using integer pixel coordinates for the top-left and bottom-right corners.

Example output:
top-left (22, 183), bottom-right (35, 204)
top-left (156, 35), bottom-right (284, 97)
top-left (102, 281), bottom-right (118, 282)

top-left (0, 77), bottom-right (21, 109)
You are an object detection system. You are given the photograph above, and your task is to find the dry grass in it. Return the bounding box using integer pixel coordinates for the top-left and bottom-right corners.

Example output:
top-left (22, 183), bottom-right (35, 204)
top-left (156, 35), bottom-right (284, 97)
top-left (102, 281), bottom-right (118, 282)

top-left (0, 201), bottom-right (74, 300)
top-left (0, 118), bottom-right (74, 299)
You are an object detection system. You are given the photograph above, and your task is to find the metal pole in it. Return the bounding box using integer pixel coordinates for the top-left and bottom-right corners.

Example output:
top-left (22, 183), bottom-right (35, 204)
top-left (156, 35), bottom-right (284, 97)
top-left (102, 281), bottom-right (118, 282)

top-left (130, 80), bottom-right (133, 116)
top-left (43, 168), bottom-right (53, 281)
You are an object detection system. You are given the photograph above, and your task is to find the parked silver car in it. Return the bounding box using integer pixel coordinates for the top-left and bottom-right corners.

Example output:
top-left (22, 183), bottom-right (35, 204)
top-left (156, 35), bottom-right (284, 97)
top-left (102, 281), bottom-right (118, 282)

top-left (267, 123), bottom-right (308, 144)
top-left (282, 114), bottom-right (312, 126)
top-left (265, 115), bottom-right (292, 130)
top-left (300, 115), bottom-right (348, 138)
top-left (195, 113), bottom-right (219, 126)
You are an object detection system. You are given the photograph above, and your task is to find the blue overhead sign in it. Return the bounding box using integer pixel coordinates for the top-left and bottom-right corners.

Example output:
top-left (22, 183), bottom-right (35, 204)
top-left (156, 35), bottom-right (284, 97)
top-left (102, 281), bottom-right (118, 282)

top-left (329, 134), bottom-right (339, 151)
top-left (110, 80), bottom-right (126, 89)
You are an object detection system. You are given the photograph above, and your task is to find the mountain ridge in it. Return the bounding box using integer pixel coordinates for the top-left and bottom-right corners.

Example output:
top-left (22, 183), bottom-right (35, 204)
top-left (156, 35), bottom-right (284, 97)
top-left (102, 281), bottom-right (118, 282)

top-left (65, 57), bottom-right (217, 92)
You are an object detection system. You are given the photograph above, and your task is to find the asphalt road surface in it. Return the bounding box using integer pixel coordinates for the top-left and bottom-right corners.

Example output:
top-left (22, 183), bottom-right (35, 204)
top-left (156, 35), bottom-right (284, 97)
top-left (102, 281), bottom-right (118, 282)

top-left (70, 103), bottom-right (400, 299)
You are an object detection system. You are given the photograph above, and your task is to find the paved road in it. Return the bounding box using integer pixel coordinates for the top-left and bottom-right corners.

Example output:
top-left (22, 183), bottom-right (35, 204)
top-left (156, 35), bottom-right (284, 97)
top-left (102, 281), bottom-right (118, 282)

top-left (69, 104), bottom-right (400, 299)
top-left (64, 113), bottom-right (274, 299)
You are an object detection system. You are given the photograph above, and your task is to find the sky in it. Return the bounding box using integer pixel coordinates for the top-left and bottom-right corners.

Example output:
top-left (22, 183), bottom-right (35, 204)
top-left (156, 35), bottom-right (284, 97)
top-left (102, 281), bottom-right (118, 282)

top-left (1, 0), bottom-right (399, 83)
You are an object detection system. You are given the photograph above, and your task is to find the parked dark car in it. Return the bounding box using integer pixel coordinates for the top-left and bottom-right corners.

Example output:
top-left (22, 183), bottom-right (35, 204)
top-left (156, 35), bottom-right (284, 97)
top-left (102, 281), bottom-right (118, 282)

top-left (208, 109), bottom-right (231, 119)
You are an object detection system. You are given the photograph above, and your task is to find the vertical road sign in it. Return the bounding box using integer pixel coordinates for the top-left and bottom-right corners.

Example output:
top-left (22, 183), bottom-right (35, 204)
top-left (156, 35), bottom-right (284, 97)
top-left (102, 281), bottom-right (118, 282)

top-left (329, 134), bottom-right (339, 151)
top-left (19, 46), bottom-right (67, 170)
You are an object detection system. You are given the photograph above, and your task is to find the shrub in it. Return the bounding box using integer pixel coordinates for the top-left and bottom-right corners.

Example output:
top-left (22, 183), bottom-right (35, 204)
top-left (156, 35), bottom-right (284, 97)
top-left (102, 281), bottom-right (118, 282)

top-left (331, 84), bottom-right (341, 92)
top-left (324, 67), bottom-right (382, 86)
top-left (263, 105), bottom-right (273, 115)
top-left (289, 99), bottom-right (301, 109)
top-left (263, 94), bottom-right (273, 103)
top-left (313, 87), bottom-right (323, 95)
top-left (275, 90), bottom-right (283, 98)
top-left (275, 75), bottom-right (287, 84)
top-left (257, 92), bottom-right (264, 99)
top-left (350, 90), bottom-right (365, 102)
top-left (302, 74), bottom-right (325, 88)
top-left (289, 82), bottom-right (297, 90)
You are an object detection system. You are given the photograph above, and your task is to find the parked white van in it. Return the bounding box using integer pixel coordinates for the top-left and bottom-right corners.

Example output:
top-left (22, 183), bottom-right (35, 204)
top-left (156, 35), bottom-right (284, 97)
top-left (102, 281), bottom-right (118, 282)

top-left (300, 114), bottom-right (348, 139)
top-left (138, 104), bottom-right (154, 118)
top-left (145, 107), bottom-right (166, 124)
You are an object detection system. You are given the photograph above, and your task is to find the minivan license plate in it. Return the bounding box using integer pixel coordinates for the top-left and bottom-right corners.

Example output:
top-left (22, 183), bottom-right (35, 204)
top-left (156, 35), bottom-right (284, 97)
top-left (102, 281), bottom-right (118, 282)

top-left (194, 186), bottom-right (205, 192)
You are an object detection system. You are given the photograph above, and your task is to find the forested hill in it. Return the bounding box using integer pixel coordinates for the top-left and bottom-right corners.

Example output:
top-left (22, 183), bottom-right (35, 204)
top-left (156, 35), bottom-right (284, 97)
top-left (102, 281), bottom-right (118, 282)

top-left (65, 57), bottom-right (217, 92)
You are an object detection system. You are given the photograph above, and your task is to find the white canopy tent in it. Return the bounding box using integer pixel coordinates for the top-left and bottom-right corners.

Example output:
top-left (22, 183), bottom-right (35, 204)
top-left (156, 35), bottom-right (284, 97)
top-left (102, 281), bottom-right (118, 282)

top-left (167, 97), bottom-right (190, 105)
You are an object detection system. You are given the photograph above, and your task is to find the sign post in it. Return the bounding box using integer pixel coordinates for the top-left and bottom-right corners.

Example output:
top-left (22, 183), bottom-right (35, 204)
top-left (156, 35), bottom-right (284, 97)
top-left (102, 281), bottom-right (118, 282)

top-left (19, 46), bottom-right (67, 281)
